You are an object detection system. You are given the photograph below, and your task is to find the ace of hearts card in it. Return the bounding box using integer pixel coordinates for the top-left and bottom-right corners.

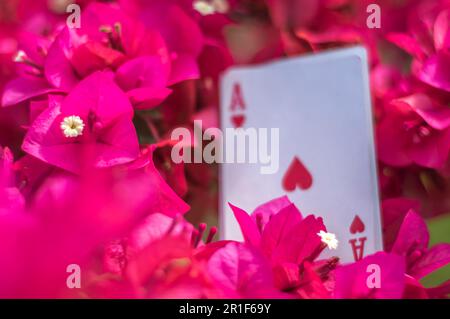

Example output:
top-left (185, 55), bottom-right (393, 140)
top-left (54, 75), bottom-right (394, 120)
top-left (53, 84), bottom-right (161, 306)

top-left (219, 47), bottom-right (383, 263)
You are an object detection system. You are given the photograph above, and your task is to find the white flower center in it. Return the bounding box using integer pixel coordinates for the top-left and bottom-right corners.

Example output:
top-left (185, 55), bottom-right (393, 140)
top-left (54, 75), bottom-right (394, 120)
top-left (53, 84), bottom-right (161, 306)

top-left (193, 1), bottom-right (215, 15)
top-left (193, 0), bottom-right (228, 16)
top-left (13, 50), bottom-right (27, 63)
top-left (317, 230), bottom-right (338, 250)
top-left (61, 115), bottom-right (84, 138)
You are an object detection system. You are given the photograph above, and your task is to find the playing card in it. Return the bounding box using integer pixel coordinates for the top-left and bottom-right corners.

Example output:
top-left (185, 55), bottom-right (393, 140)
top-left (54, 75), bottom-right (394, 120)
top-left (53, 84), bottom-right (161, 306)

top-left (219, 47), bottom-right (383, 263)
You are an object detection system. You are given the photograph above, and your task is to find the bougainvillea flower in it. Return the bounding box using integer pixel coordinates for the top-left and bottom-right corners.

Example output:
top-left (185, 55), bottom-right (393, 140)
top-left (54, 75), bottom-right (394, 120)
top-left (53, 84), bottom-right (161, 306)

top-left (377, 93), bottom-right (450, 168)
top-left (206, 241), bottom-right (285, 298)
top-left (334, 252), bottom-right (406, 299)
top-left (0, 170), bottom-right (155, 297)
top-left (60, 2), bottom-right (168, 77)
top-left (22, 71), bottom-right (139, 173)
top-left (391, 210), bottom-right (450, 279)
top-left (103, 216), bottom-right (281, 299)
top-left (119, 0), bottom-right (204, 84)
top-left (123, 232), bottom-right (218, 299)
top-left (111, 215), bottom-right (220, 298)
top-left (44, 2), bottom-right (173, 108)
top-left (387, 6), bottom-right (450, 92)
top-left (230, 197), bottom-right (335, 296)
top-left (0, 143), bottom-right (190, 298)
top-left (103, 214), bottom-right (190, 277)
top-left (230, 198), bottom-right (326, 265)
top-left (1, 29), bottom-right (64, 107)
top-left (261, 0), bottom-right (381, 61)
top-left (1, 0), bottom-right (450, 300)
top-left (3, 2), bottom-right (177, 110)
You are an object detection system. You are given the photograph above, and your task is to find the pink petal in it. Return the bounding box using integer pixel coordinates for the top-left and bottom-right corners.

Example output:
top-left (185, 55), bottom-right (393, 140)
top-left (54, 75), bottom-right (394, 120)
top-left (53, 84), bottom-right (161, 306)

top-left (115, 56), bottom-right (170, 91)
top-left (382, 197), bottom-right (421, 252)
top-left (206, 241), bottom-right (278, 298)
top-left (386, 33), bottom-right (426, 60)
top-left (92, 117), bottom-right (141, 168)
top-left (44, 30), bottom-right (79, 91)
top-left (127, 87), bottom-right (172, 110)
top-left (418, 51), bottom-right (450, 92)
top-left (251, 195), bottom-right (294, 232)
top-left (392, 211), bottom-right (429, 256)
top-left (410, 128), bottom-right (450, 169)
top-left (401, 94), bottom-right (450, 130)
top-left (433, 10), bottom-right (450, 51)
top-left (410, 243), bottom-right (450, 279)
top-left (229, 203), bottom-right (261, 247)
top-left (272, 262), bottom-right (301, 290)
top-left (62, 70), bottom-right (133, 124)
top-left (334, 252), bottom-right (405, 299)
top-left (29, 99), bottom-right (50, 124)
top-left (376, 111), bottom-right (413, 167)
top-left (1, 77), bottom-right (60, 107)
top-left (126, 235), bottom-right (192, 287)
top-left (260, 204), bottom-right (303, 259)
top-left (129, 213), bottom-right (193, 251)
top-left (271, 215), bottom-right (325, 265)
top-left (168, 53), bottom-right (200, 85)
top-left (403, 275), bottom-right (428, 299)
top-left (22, 71), bottom-right (139, 173)
top-left (113, 149), bottom-right (190, 219)
top-left (142, 4), bottom-right (203, 57)
top-left (295, 261), bottom-right (331, 299)
top-left (0, 187), bottom-right (25, 213)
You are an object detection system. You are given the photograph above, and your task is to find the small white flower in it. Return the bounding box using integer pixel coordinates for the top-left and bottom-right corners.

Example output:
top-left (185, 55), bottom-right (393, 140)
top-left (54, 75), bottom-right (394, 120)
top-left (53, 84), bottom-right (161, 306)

top-left (193, 1), bottom-right (215, 16)
top-left (193, 0), bottom-right (229, 16)
top-left (13, 50), bottom-right (27, 63)
top-left (317, 230), bottom-right (338, 250)
top-left (61, 115), bottom-right (85, 138)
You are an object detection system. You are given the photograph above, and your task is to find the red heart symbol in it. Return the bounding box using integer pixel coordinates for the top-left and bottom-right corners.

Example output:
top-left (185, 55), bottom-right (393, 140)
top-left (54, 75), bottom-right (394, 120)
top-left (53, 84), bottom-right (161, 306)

top-left (350, 215), bottom-right (365, 234)
top-left (231, 114), bottom-right (245, 128)
top-left (282, 156), bottom-right (313, 191)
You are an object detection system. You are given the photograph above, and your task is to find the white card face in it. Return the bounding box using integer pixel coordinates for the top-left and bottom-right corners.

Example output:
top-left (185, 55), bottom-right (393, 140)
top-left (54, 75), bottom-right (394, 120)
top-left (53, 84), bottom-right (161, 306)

top-left (219, 47), bottom-right (383, 263)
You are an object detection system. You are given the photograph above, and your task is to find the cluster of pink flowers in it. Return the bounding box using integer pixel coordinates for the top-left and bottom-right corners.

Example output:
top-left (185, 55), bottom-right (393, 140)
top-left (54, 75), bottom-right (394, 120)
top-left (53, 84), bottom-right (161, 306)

top-left (0, 0), bottom-right (449, 298)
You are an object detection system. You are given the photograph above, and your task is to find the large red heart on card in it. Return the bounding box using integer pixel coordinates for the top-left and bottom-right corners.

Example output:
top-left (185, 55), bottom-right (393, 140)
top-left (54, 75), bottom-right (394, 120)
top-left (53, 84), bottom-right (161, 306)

top-left (350, 215), bottom-right (365, 234)
top-left (231, 114), bottom-right (245, 128)
top-left (282, 156), bottom-right (313, 191)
